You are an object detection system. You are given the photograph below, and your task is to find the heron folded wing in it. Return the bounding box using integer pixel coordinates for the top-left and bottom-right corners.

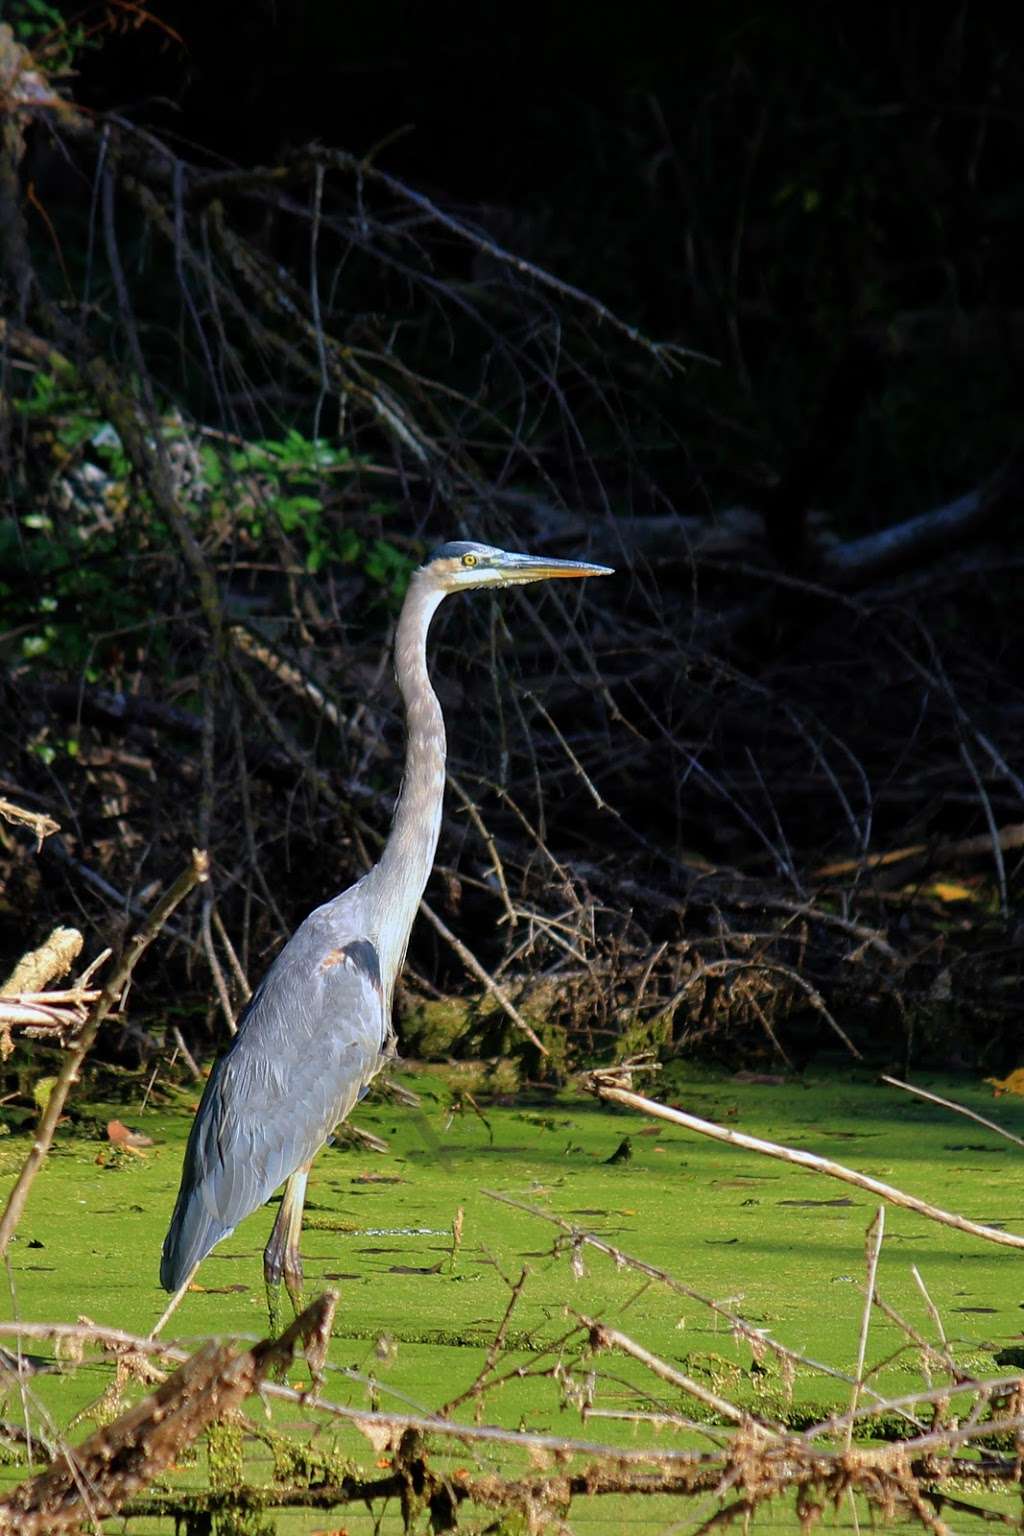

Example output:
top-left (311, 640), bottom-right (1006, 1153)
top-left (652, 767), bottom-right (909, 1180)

top-left (201, 943), bottom-right (386, 1222)
top-left (160, 935), bottom-right (387, 1287)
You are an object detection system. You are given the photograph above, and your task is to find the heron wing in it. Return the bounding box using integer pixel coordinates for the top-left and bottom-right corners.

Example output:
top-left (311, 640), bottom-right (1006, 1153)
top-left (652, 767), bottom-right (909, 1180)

top-left (160, 931), bottom-right (386, 1290)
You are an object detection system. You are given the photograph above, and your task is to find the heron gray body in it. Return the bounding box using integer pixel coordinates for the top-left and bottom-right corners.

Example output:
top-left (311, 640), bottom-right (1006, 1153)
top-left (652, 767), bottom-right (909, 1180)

top-left (160, 540), bottom-right (611, 1297)
top-left (159, 903), bottom-right (388, 1290)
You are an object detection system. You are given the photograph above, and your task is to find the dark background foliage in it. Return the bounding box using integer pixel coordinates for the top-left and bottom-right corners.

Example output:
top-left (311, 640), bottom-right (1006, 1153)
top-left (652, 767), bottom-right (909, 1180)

top-left (73, 0), bottom-right (1024, 515)
top-left (2, 0), bottom-right (1023, 1075)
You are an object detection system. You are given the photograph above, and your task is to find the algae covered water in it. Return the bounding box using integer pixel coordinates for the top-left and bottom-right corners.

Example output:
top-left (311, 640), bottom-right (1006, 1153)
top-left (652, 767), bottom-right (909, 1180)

top-left (1, 1066), bottom-right (1022, 1531)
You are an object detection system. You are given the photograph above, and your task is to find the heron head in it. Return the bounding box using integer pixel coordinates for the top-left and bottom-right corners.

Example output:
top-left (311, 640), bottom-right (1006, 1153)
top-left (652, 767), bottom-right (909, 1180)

top-left (422, 540), bottom-right (613, 591)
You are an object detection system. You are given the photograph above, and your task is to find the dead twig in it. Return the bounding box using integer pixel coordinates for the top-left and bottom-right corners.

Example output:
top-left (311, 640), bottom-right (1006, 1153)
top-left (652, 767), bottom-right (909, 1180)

top-left (1, 928), bottom-right (83, 994)
top-left (41, 838), bottom-right (193, 946)
top-left (816, 822), bottom-right (1024, 881)
top-left (331, 1120), bottom-right (389, 1154)
top-left (439, 1265), bottom-right (528, 1417)
top-left (576, 1314), bottom-right (785, 1435)
top-left (0, 796), bottom-right (59, 849)
top-left (910, 1266), bottom-right (957, 1386)
top-left (823, 449), bottom-right (1024, 588)
top-left (192, 147), bottom-right (703, 373)
top-left (0, 849), bottom-right (209, 1261)
top-left (486, 1189), bottom-right (876, 1399)
top-left (881, 1075), bottom-right (1024, 1154)
top-left (0, 932), bottom-right (108, 1045)
top-left (845, 1207), bottom-right (885, 1451)
top-left (0, 1294), bottom-right (334, 1533)
top-left (0, 1318), bottom-right (720, 1465)
top-left (419, 901), bottom-right (548, 1057)
top-left (581, 1080), bottom-right (1024, 1250)
top-left (654, 955), bottom-right (862, 1060)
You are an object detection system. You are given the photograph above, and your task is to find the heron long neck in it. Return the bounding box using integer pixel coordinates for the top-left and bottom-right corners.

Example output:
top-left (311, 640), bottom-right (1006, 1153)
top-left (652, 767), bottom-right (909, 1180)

top-left (371, 573), bottom-right (447, 983)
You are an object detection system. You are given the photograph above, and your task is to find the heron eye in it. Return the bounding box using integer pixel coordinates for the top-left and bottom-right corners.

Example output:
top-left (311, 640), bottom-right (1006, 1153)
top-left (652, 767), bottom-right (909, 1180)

top-left (461, 553), bottom-right (478, 568)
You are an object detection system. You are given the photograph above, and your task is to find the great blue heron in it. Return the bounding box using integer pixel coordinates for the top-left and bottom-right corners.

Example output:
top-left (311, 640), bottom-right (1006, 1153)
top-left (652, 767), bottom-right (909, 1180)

top-left (160, 540), bottom-right (611, 1309)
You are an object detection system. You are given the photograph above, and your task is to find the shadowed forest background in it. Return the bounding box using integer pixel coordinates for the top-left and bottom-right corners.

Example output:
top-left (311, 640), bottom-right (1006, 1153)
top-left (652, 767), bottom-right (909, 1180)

top-left (2, 0), bottom-right (1024, 1080)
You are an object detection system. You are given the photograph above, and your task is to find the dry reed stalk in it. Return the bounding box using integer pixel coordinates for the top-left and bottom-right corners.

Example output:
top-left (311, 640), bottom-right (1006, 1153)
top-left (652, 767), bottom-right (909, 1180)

top-left (845, 1208), bottom-right (885, 1450)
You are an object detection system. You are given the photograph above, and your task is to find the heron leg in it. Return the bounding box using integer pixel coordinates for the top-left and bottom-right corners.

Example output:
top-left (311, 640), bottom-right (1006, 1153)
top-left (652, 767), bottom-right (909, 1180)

top-left (264, 1163), bottom-right (310, 1326)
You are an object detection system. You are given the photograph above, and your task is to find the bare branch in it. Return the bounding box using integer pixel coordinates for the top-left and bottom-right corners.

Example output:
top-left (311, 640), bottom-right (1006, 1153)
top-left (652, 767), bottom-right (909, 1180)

top-left (0, 1295), bottom-right (334, 1532)
top-left (881, 1075), bottom-right (1024, 1153)
top-left (576, 1314), bottom-right (784, 1434)
top-left (0, 796), bottom-right (59, 850)
top-left (0, 850), bottom-right (209, 1261)
top-left (583, 1080), bottom-right (1024, 1251)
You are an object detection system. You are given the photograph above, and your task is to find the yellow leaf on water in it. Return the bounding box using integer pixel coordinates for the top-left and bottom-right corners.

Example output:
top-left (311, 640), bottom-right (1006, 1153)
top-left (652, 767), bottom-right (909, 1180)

top-left (985, 1068), bottom-right (1024, 1097)
top-left (924, 881), bottom-right (975, 903)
